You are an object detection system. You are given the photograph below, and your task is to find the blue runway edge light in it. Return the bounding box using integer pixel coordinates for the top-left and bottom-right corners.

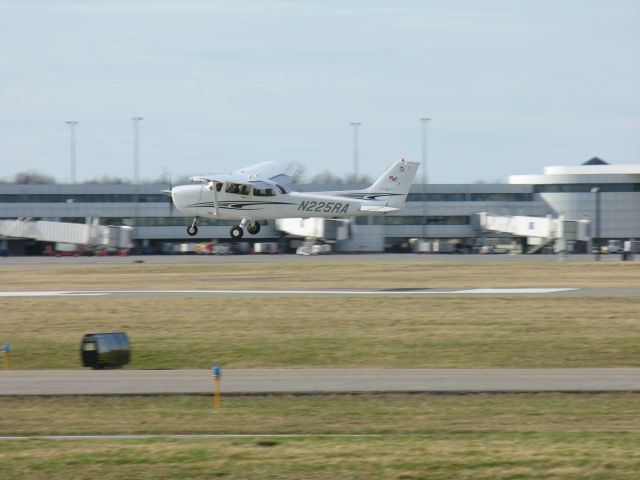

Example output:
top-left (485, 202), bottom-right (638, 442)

top-left (212, 365), bottom-right (221, 377)
top-left (2, 343), bottom-right (9, 353)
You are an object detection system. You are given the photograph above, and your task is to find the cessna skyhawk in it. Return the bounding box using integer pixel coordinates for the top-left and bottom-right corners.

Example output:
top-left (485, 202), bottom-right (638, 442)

top-left (167, 158), bottom-right (419, 239)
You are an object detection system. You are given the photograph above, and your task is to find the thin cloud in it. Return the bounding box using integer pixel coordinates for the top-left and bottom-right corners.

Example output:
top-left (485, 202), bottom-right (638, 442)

top-left (1, 1), bottom-right (279, 15)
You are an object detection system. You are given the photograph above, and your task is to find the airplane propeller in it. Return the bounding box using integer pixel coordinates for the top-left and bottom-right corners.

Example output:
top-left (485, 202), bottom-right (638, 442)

top-left (162, 174), bottom-right (174, 217)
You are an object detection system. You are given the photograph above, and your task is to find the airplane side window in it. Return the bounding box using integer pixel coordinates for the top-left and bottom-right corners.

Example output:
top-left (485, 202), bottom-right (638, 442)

top-left (226, 184), bottom-right (240, 194)
top-left (216, 183), bottom-right (222, 192)
top-left (254, 188), bottom-right (275, 197)
top-left (239, 185), bottom-right (250, 196)
top-left (276, 185), bottom-right (287, 194)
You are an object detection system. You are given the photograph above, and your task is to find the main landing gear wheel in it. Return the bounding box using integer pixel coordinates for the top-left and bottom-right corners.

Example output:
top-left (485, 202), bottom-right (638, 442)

top-left (247, 222), bottom-right (261, 235)
top-left (230, 226), bottom-right (244, 240)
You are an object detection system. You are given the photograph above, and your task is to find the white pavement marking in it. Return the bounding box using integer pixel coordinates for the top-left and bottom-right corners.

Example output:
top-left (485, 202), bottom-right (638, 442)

top-left (452, 288), bottom-right (577, 294)
top-left (0, 288), bottom-right (578, 297)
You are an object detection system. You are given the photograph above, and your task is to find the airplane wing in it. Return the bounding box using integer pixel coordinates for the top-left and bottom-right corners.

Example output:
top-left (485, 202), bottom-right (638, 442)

top-left (232, 161), bottom-right (297, 184)
top-left (190, 161), bottom-right (297, 185)
top-left (189, 174), bottom-right (247, 184)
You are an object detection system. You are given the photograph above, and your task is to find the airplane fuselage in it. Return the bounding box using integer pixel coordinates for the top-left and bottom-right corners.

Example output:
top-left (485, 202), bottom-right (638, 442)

top-left (169, 158), bottom-right (419, 238)
top-left (172, 185), bottom-right (381, 221)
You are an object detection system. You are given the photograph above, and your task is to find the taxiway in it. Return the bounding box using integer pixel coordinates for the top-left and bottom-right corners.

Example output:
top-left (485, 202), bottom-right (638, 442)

top-left (2, 368), bottom-right (639, 395)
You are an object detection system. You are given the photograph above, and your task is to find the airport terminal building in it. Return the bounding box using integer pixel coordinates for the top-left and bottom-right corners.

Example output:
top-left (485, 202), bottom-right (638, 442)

top-left (1, 159), bottom-right (638, 254)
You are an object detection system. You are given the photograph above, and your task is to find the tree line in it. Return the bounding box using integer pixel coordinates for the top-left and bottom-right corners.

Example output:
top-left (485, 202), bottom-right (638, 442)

top-left (1, 169), bottom-right (373, 185)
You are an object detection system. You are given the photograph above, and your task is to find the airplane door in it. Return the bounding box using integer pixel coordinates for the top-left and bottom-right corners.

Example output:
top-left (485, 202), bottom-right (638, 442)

top-left (197, 185), bottom-right (208, 216)
top-left (197, 185), bottom-right (216, 217)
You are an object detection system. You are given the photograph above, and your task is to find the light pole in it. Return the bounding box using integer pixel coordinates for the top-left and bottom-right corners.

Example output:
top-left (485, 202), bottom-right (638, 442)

top-left (132, 117), bottom-right (143, 185)
top-left (350, 122), bottom-right (361, 181)
top-left (420, 118), bottom-right (430, 240)
top-left (132, 117), bottom-right (143, 250)
top-left (591, 187), bottom-right (601, 261)
top-left (66, 121), bottom-right (78, 183)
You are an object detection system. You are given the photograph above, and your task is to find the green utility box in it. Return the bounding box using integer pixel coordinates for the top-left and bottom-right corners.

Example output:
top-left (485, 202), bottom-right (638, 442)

top-left (81, 332), bottom-right (130, 369)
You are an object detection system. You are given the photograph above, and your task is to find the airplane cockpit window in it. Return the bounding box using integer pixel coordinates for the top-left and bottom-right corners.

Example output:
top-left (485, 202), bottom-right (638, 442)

top-left (215, 183), bottom-right (222, 192)
top-left (239, 184), bottom-right (251, 196)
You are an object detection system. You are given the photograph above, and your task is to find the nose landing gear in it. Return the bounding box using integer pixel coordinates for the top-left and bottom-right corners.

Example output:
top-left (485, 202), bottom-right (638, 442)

top-left (187, 218), bottom-right (198, 236)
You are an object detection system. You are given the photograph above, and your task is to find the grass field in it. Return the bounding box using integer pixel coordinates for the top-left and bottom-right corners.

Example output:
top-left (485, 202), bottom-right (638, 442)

top-left (2, 260), bottom-right (639, 478)
top-left (1, 260), bottom-right (639, 290)
top-left (2, 434), bottom-right (638, 480)
top-left (2, 261), bottom-right (639, 369)
top-left (1, 296), bottom-right (639, 368)
top-left (1, 394), bottom-right (639, 479)
top-left (3, 393), bottom-right (639, 435)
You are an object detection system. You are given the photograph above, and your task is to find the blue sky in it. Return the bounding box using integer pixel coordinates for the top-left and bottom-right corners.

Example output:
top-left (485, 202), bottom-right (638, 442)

top-left (1, 0), bottom-right (638, 183)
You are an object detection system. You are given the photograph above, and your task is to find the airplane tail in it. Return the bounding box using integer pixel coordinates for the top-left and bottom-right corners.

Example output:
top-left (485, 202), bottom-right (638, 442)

top-left (365, 158), bottom-right (420, 208)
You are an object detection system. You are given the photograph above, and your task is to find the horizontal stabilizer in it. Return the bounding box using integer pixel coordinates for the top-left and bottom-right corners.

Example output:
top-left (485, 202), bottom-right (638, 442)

top-left (360, 205), bottom-right (399, 213)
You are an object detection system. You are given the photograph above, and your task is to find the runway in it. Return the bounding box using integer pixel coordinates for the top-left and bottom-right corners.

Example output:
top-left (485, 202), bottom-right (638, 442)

top-left (1, 287), bottom-right (640, 297)
top-left (0, 253), bottom-right (633, 269)
top-left (2, 368), bottom-right (639, 395)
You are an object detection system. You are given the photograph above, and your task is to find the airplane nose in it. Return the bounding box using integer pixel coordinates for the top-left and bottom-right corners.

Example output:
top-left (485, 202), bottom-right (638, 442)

top-left (166, 185), bottom-right (193, 215)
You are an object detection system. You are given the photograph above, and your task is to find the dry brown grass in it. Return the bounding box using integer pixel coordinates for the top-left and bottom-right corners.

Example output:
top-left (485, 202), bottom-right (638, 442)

top-left (1, 296), bottom-right (639, 368)
top-left (1, 261), bottom-right (639, 290)
top-left (2, 261), bottom-right (638, 368)
top-left (1, 393), bottom-right (639, 436)
top-left (1, 434), bottom-right (639, 479)
top-left (2, 394), bottom-right (640, 479)
top-left (2, 262), bottom-right (639, 478)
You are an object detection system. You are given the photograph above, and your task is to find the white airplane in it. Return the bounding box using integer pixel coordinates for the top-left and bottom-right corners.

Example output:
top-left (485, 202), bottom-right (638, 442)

top-left (167, 158), bottom-right (420, 239)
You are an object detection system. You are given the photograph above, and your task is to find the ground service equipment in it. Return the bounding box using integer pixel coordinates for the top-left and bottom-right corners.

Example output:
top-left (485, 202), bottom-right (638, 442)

top-left (81, 332), bottom-right (130, 369)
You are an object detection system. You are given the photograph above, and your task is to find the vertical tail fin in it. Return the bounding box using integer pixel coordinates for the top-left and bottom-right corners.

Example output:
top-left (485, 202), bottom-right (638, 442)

top-left (365, 158), bottom-right (420, 208)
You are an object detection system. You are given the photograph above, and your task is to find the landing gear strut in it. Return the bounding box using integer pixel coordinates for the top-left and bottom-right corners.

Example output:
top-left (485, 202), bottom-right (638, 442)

top-left (187, 218), bottom-right (198, 236)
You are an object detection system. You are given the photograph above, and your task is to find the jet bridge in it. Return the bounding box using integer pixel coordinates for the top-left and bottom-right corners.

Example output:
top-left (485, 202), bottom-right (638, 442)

top-left (275, 217), bottom-right (351, 241)
top-left (476, 212), bottom-right (591, 253)
top-left (0, 218), bottom-right (133, 250)
top-left (275, 218), bottom-right (357, 254)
